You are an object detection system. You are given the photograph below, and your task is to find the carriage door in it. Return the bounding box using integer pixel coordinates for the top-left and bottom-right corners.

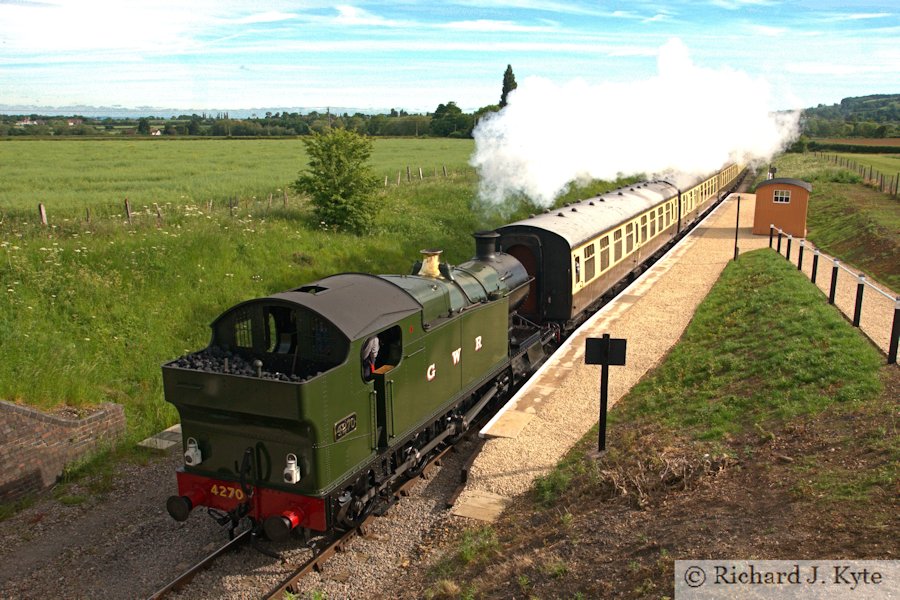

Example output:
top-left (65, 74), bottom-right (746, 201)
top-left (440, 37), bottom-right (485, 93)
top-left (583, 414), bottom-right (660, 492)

top-left (504, 237), bottom-right (542, 322)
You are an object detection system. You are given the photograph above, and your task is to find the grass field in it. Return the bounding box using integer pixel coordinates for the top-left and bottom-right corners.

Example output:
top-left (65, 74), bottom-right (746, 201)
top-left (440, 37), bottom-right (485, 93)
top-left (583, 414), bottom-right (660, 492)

top-left (0, 138), bottom-right (476, 219)
top-left (832, 152), bottom-right (900, 176)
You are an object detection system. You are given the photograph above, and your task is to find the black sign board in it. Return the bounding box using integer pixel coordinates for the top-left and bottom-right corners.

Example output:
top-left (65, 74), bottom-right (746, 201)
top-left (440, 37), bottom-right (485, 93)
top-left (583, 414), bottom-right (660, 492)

top-left (585, 334), bottom-right (627, 452)
top-left (585, 336), bottom-right (627, 366)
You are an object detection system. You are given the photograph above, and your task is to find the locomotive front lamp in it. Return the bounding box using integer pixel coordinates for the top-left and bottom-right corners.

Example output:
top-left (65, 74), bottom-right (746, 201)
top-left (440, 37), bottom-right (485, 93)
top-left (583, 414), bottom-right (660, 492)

top-left (283, 453), bottom-right (301, 484)
top-left (184, 437), bottom-right (203, 466)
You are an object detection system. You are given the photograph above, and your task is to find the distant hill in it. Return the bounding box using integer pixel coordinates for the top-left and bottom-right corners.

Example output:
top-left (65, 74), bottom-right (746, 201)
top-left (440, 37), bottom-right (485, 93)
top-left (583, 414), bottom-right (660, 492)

top-left (802, 94), bottom-right (899, 138)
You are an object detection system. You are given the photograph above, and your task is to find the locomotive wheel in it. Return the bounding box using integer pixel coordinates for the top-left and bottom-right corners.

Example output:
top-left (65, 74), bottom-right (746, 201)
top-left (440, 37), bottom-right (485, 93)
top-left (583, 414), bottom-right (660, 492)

top-left (337, 493), bottom-right (376, 529)
top-left (335, 474), bottom-right (377, 530)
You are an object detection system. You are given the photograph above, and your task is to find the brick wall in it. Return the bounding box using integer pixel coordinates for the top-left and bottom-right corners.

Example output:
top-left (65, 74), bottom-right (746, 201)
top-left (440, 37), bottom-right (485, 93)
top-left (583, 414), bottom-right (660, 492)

top-left (0, 400), bottom-right (126, 502)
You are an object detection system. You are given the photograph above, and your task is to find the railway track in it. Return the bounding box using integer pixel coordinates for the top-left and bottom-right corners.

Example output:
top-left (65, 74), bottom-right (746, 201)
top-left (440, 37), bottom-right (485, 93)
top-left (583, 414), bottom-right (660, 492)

top-left (146, 431), bottom-right (484, 600)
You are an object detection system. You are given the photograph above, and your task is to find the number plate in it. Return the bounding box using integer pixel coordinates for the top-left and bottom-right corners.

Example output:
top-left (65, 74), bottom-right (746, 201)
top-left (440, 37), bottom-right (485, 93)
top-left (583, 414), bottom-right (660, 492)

top-left (334, 413), bottom-right (357, 441)
top-left (209, 484), bottom-right (246, 501)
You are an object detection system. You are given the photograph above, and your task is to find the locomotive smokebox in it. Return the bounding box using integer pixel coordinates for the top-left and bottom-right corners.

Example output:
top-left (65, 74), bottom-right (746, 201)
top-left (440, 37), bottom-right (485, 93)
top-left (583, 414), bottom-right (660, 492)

top-left (474, 231), bottom-right (500, 260)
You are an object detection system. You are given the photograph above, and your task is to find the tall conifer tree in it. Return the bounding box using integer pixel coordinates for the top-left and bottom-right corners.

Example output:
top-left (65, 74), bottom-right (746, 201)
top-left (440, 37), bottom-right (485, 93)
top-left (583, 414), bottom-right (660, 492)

top-left (500, 64), bottom-right (517, 108)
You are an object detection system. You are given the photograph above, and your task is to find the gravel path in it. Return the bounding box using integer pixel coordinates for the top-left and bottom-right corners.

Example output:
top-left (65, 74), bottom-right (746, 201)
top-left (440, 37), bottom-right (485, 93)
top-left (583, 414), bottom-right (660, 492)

top-left (2, 194), bottom-right (894, 600)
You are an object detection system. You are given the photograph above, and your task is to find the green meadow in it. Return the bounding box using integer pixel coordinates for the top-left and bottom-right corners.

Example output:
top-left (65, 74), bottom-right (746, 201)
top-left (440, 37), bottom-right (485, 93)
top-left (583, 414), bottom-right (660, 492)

top-left (0, 138), bottom-right (476, 219)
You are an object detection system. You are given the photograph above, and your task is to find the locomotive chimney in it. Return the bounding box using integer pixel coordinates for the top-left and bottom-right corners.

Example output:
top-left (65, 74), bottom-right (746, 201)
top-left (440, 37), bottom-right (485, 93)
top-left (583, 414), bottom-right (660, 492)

top-left (418, 249), bottom-right (443, 278)
top-left (474, 231), bottom-right (499, 261)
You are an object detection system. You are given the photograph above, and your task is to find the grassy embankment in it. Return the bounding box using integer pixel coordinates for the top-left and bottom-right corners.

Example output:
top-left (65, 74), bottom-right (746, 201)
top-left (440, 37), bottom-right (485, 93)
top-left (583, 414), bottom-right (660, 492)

top-left (421, 249), bottom-right (896, 599)
top-left (0, 137), bottom-right (636, 445)
top-left (759, 152), bottom-right (899, 291)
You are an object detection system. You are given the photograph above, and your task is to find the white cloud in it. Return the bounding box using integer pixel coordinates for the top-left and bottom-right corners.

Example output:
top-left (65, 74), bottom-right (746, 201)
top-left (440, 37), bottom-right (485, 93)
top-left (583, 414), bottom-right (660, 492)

top-left (441, 19), bottom-right (557, 32)
top-left (333, 5), bottom-right (409, 27)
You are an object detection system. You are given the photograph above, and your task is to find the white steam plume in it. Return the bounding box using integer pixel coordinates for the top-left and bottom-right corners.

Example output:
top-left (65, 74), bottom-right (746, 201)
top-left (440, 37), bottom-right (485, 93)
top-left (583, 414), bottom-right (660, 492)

top-left (472, 38), bottom-right (800, 207)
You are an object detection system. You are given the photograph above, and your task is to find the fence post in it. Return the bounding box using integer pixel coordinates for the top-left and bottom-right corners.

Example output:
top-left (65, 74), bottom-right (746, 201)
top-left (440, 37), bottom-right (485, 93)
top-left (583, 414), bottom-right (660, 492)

top-left (125, 198), bottom-right (132, 225)
top-left (38, 203), bottom-right (48, 226)
top-left (798, 240), bottom-right (804, 271)
top-left (283, 189), bottom-right (288, 209)
top-left (418, 167), bottom-right (423, 180)
top-left (397, 170), bottom-right (401, 185)
top-left (829, 259), bottom-right (839, 304)
top-left (853, 274), bottom-right (865, 327)
top-left (769, 224), bottom-right (774, 248)
top-left (811, 249), bottom-right (819, 284)
top-left (786, 235), bottom-right (792, 261)
top-left (777, 230), bottom-right (782, 254)
top-left (443, 165), bottom-right (448, 177)
top-left (889, 297), bottom-right (900, 364)
top-left (406, 166), bottom-right (411, 182)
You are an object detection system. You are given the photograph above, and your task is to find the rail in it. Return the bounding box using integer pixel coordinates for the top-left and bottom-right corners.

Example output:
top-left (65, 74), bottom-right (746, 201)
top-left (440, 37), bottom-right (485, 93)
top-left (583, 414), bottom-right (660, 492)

top-left (767, 225), bottom-right (899, 364)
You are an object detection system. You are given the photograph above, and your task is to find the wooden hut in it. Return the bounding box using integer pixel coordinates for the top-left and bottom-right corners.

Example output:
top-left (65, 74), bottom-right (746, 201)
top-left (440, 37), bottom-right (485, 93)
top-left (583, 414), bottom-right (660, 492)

top-left (752, 178), bottom-right (812, 238)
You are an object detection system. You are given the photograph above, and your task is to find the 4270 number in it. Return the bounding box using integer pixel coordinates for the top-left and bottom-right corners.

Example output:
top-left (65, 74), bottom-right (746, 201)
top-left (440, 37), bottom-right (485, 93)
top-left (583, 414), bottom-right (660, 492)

top-left (210, 484), bottom-right (245, 501)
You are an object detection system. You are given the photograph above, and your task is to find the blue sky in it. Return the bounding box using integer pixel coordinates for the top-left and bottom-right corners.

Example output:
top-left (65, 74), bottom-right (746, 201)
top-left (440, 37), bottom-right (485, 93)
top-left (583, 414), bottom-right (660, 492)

top-left (0, 0), bottom-right (897, 113)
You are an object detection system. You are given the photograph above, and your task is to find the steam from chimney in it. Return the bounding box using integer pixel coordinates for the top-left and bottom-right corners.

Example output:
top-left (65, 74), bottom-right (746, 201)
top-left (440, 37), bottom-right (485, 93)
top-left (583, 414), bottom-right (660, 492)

top-left (471, 38), bottom-right (801, 207)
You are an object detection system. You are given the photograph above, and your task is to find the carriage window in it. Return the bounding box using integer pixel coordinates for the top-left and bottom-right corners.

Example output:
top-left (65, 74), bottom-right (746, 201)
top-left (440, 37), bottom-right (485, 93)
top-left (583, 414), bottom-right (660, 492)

top-left (666, 203), bottom-right (672, 226)
top-left (640, 215), bottom-right (648, 242)
top-left (600, 237), bottom-right (610, 271)
top-left (650, 212), bottom-right (656, 237)
top-left (574, 256), bottom-right (581, 282)
top-left (657, 207), bottom-right (663, 231)
top-left (584, 244), bottom-right (596, 281)
top-left (613, 229), bottom-right (622, 262)
top-left (625, 224), bottom-right (634, 253)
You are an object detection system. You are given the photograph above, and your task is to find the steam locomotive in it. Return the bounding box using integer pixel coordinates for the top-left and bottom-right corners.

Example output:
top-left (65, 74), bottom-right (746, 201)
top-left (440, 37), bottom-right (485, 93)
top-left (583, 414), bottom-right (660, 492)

top-left (164, 162), bottom-right (744, 541)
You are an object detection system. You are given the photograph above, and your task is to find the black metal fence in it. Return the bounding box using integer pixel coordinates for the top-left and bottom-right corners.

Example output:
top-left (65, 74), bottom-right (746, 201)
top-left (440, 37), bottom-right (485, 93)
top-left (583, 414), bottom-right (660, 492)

top-left (768, 225), bottom-right (899, 364)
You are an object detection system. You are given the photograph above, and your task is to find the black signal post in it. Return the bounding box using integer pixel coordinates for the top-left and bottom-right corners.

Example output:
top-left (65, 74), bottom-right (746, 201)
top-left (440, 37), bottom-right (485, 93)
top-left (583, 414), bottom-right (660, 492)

top-left (733, 194), bottom-right (741, 261)
top-left (585, 334), bottom-right (627, 452)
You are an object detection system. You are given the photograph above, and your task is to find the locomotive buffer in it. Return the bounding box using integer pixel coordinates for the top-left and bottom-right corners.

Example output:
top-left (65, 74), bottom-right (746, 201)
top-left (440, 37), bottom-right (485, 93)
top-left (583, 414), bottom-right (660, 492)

top-left (585, 334), bottom-right (627, 452)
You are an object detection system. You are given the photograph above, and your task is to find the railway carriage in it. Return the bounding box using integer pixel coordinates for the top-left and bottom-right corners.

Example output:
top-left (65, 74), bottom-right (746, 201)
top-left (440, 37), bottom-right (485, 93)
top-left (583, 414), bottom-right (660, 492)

top-left (497, 165), bottom-right (743, 328)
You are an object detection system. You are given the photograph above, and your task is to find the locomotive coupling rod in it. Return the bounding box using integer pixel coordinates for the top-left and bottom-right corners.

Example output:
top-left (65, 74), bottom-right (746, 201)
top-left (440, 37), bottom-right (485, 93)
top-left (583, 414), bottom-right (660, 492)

top-left (391, 424), bottom-right (458, 485)
top-left (462, 384), bottom-right (500, 430)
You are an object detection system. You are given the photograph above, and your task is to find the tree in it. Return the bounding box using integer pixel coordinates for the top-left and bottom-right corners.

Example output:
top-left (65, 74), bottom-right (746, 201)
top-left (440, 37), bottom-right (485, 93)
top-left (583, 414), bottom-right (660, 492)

top-left (500, 64), bottom-right (517, 108)
top-left (292, 128), bottom-right (380, 234)
top-left (137, 117), bottom-right (151, 135)
top-left (430, 102), bottom-right (473, 137)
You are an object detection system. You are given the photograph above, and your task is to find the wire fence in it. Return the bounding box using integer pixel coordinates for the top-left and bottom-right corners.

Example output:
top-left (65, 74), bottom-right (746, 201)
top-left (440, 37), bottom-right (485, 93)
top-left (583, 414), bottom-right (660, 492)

top-left (767, 225), bottom-right (899, 364)
top-left (4, 164), bottom-right (467, 229)
top-left (813, 152), bottom-right (900, 197)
